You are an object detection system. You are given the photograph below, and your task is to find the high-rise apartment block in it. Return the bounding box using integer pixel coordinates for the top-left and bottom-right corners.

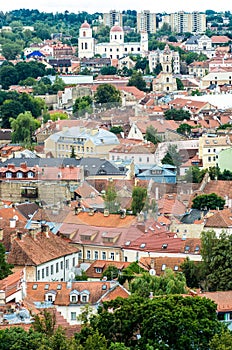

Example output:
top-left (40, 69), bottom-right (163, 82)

top-left (103, 10), bottom-right (123, 28)
top-left (137, 10), bottom-right (156, 34)
top-left (160, 11), bottom-right (206, 33)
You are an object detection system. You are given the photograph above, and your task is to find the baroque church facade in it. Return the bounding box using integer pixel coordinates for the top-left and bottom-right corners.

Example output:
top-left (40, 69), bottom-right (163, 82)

top-left (78, 21), bottom-right (148, 60)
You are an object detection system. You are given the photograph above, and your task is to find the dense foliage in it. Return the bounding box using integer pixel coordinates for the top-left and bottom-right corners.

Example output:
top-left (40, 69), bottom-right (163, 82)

top-left (192, 193), bottom-right (225, 210)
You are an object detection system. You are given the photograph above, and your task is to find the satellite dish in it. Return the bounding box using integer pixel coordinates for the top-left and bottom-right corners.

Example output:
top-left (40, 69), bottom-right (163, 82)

top-left (102, 276), bottom-right (107, 281)
top-left (68, 271), bottom-right (75, 281)
top-left (149, 269), bottom-right (156, 276)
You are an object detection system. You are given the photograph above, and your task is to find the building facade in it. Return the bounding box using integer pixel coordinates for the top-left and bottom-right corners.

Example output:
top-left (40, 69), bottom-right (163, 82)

top-left (161, 12), bottom-right (206, 33)
top-left (137, 10), bottom-right (156, 34)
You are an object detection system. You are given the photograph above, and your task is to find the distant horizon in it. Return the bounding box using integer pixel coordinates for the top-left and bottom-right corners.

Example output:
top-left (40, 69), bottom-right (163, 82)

top-left (2, 0), bottom-right (232, 15)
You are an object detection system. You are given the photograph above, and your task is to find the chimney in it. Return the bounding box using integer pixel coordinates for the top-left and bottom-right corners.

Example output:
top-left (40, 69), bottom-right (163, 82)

top-left (0, 228), bottom-right (3, 241)
top-left (20, 163), bottom-right (27, 170)
top-left (29, 228), bottom-right (37, 239)
top-left (41, 224), bottom-right (50, 237)
top-left (9, 219), bottom-right (16, 228)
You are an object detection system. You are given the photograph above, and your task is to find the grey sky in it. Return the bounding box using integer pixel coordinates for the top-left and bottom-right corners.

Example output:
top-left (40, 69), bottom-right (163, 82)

top-left (1, 0), bottom-right (231, 14)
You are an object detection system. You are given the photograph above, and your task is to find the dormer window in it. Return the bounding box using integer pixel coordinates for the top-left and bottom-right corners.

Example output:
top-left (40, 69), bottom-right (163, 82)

top-left (70, 290), bottom-right (79, 303)
top-left (6, 172), bottom-right (12, 178)
top-left (17, 172), bottom-right (23, 178)
top-left (80, 290), bottom-right (90, 303)
top-left (45, 290), bottom-right (57, 303)
top-left (28, 171), bottom-right (34, 178)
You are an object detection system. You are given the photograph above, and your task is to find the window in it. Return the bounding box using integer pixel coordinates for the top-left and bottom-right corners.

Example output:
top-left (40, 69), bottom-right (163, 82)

top-left (6, 172), bottom-right (12, 178)
top-left (73, 257), bottom-right (75, 267)
top-left (66, 260), bottom-right (69, 269)
top-left (48, 295), bottom-right (53, 302)
top-left (102, 251), bottom-right (106, 260)
top-left (71, 312), bottom-right (76, 321)
top-left (37, 270), bottom-right (40, 280)
top-left (17, 172), bottom-right (23, 178)
top-left (139, 157), bottom-right (142, 162)
top-left (161, 264), bottom-right (166, 271)
top-left (46, 266), bottom-right (49, 276)
top-left (82, 295), bottom-right (87, 302)
top-left (147, 157), bottom-right (149, 163)
top-left (51, 265), bottom-right (54, 275)
top-left (60, 261), bottom-right (63, 270)
top-left (44, 284), bottom-right (49, 290)
top-left (56, 262), bottom-right (59, 273)
top-left (94, 251), bottom-right (99, 260)
top-left (42, 269), bottom-right (44, 278)
top-left (174, 265), bottom-right (179, 271)
top-left (57, 284), bottom-right (62, 290)
top-left (71, 295), bottom-right (77, 303)
top-left (87, 250), bottom-right (91, 260)
top-left (96, 267), bottom-right (102, 273)
top-left (208, 149), bottom-right (210, 153)
top-left (110, 252), bottom-right (115, 260)
top-left (208, 156), bottom-right (211, 162)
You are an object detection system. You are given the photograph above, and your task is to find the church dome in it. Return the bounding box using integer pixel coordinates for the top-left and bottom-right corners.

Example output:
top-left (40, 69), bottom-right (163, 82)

top-left (111, 25), bottom-right (123, 32)
top-left (81, 21), bottom-right (90, 29)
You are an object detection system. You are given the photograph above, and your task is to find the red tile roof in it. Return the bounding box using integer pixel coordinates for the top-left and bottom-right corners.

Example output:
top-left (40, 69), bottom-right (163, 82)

top-left (63, 212), bottom-right (137, 228)
top-left (8, 232), bottom-right (78, 266)
top-left (85, 260), bottom-right (131, 279)
top-left (26, 281), bottom-right (129, 306)
top-left (0, 270), bottom-right (24, 298)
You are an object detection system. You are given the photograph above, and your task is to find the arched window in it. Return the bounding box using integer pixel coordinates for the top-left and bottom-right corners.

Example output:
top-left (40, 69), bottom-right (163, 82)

top-left (83, 31), bottom-right (86, 37)
top-left (166, 77), bottom-right (169, 83)
top-left (166, 65), bottom-right (169, 72)
top-left (81, 43), bottom-right (83, 50)
top-left (85, 43), bottom-right (88, 50)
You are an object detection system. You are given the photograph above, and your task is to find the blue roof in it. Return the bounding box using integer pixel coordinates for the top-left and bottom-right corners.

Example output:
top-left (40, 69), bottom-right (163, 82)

top-left (26, 50), bottom-right (45, 58)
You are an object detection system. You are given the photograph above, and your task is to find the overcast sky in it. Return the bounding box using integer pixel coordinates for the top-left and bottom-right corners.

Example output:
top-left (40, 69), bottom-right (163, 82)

top-left (1, 0), bottom-right (232, 14)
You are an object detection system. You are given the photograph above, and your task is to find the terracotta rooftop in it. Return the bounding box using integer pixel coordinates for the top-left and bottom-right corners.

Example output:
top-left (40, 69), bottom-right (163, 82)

top-left (63, 211), bottom-right (137, 228)
top-left (85, 260), bottom-right (131, 279)
top-left (204, 208), bottom-right (232, 228)
top-left (139, 256), bottom-right (187, 275)
top-left (158, 194), bottom-right (187, 216)
top-left (26, 281), bottom-right (129, 306)
top-left (0, 270), bottom-right (24, 298)
top-left (7, 231), bottom-right (78, 266)
top-left (203, 180), bottom-right (232, 199)
top-left (200, 290), bottom-right (232, 312)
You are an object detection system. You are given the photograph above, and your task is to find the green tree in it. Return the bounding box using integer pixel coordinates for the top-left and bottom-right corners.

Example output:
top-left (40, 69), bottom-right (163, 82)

top-left (192, 193), bottom-right (225, 210)
top-left (102, 265), bottom-right (119, 280)
top-left (206, 231), bottom-right (232, 291)
top-left (32, 309), bottom-right (56, 337)
top-left (176, 77), bottom-right (185, 90)
top-left (2, 42), bottom-right (22, 60)
top-left (82, 295), bottom-right (222, 349)
top-left (0, 65), bottom-right (18, 89)
top-left (103, 184), bottom-right (119, 213)
top-left (118, 262), bottom-right (143, 285)
top-left (10, 111), bottom-right (40, 145)
top-left (73, 96), bottom-right (93, 117)
top-left (70, 146), bottom-right (76, 159)
top-left (180, 257), bottom-right (201, 288)
top-left (1, 99), bottom-right (25, 128)
top-left (161, 145), bottom-right (182, 173)
top-left (128, 71), bottom-right (146, 91)
top-left (100, 66), bottom-right (117, 75)
top-left (145, 125), bottom-right (160, 144)
top-left (0, 243), bottom-right (13, 280)
top-left (110, 126), bottom-right (123, 134)
top-left (153, 62), bottom-right (162, 75)
top-left (176, 123), bottom-right (192, 136)
top-left (164, 108), bottom-right (191, 121)
top-left (51, 76), bottom-right (65, 93)
top-left (130, 269), bottom-right (187, 297)
top-left (210, 329), bottom-right (232, 350)
top-left (184, 166), bottom-right (207, 183)
top-left (131, 186), bottom-right (147, 215)
top-left (94, 84), bottom-right (121, 106)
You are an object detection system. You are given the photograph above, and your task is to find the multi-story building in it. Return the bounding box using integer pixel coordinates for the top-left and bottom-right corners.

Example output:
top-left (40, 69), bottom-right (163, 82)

top-left (198, 135), bottom-right (231, 169)
top-left (79, 22), bottom-right (148, 59)
top-left (161, 11), bottom-right (206, 34)
top-left (103, 10), bottom-right (123, 28)
top-left (44, 126), bottom-right (120, 159)
top-left (152, 45), bottom-right (177, 93)
top-left (137, 10), bottom-right (156, 34)
top-left (149, 47), bottom-right (180, 74)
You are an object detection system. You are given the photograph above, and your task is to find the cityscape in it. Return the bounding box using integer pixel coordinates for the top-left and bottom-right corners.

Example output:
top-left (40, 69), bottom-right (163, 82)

top-left (0, 6), bottom-right (232, 349)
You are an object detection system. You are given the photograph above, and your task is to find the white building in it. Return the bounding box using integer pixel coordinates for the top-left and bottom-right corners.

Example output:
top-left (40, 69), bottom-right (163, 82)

top-left (160, 11), bottom-right (206, 33)
top-left (78, 23), bottom-right (148, 60)
top-left (137, 10), bottom-right (156, 34)
top-left (149, 47), bottom-right (180, 74)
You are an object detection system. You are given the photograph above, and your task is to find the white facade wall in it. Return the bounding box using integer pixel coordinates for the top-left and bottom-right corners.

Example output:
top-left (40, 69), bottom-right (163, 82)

top-left (122, 249), bottom-right (202, 263)
top-left (36, 252), bottom-right (79, 282)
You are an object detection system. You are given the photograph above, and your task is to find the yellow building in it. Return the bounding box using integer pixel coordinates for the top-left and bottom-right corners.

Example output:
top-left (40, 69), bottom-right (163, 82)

top-left (198, 135), bottom-right (231, 169)
top-left (44, 126), bottom-right (119, 159)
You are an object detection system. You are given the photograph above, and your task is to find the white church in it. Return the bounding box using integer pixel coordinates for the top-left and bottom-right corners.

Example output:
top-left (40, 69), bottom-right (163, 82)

top-left (78, 21), bottom-right (148, 60)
